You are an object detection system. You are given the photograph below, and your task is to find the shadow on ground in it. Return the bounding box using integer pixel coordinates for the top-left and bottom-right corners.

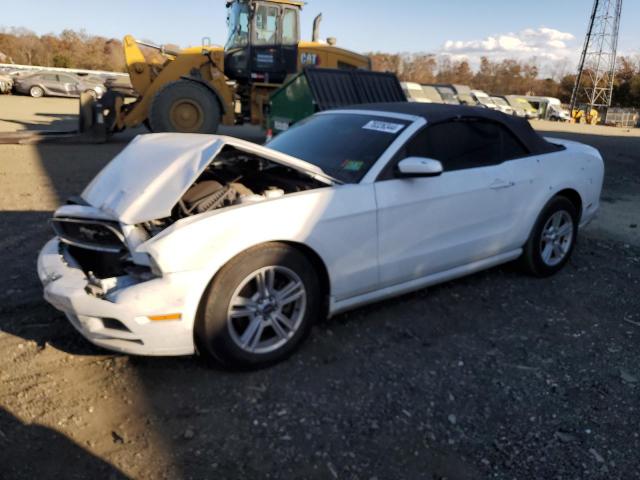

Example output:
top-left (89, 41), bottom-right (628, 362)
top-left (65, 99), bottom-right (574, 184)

top-left (0, 408), bottom-right (129, 480)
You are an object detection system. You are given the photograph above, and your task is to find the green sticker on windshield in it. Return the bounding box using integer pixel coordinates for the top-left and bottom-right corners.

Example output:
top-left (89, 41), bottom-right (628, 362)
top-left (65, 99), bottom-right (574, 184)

top-left (341, 160), bottom-right (364, 172)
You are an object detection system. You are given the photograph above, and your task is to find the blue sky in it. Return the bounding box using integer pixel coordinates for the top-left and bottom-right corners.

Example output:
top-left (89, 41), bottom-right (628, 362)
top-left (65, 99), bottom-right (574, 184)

top-left (2, 0), bottom-right (638, 66)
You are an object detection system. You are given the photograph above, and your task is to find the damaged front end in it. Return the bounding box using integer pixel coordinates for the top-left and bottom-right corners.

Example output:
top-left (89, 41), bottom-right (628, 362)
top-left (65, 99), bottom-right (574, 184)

top-left (49, 205), bottom-right (156, 298)
top-left (49, 134), bottom-right (333, 291)
top-left (37, 134), bottom-right (336, 355)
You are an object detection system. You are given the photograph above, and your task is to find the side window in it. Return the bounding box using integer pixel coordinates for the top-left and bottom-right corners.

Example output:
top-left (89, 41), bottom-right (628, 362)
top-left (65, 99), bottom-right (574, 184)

top-left (406, 120), bottom-right (528, 171)
top-left (42, 74), bottom-right (58, 81)
top-left (57, 75), bottom-right (76, 83)
top-left (254, 5), bottom-right (279, 45)
top-left (282, 8), bottom-right (298, 45)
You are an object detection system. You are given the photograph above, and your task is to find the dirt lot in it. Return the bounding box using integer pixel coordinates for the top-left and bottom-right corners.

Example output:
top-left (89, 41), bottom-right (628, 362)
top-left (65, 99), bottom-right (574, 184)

top-left (0, 95), bottom-right (79, 132)
top-left (0, 96), bottom-right (639, 479)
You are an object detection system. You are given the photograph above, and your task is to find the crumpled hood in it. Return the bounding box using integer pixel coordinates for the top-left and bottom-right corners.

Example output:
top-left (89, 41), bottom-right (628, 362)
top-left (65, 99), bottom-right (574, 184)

top-left (81, 133), bottom-right (334, 225)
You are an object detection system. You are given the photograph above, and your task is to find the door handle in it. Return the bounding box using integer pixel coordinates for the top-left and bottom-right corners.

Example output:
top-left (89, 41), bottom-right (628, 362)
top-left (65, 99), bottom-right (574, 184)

top-left (490, 179), bottom-right (515, 190)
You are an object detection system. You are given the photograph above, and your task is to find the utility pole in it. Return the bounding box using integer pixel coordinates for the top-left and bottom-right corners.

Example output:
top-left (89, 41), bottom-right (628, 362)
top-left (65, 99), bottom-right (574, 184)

top-left (569, 0), bottom-right (623, 123)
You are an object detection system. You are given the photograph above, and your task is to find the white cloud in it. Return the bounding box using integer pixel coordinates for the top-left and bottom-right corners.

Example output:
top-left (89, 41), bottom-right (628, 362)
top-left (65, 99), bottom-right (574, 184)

top-left (442, 27), bottom-right (576, 61)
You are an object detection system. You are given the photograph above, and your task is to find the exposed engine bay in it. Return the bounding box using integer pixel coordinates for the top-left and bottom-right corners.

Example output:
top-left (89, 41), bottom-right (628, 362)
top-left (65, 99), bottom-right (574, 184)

top-left (54, 146), bottom-right (329, 280)
top-left (143, 147), bottom-right (327, 235)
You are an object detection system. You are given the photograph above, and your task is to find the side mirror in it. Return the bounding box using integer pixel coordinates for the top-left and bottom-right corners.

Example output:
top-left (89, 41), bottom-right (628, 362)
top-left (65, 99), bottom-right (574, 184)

top-left (397, 157), bottom-right (443, 177)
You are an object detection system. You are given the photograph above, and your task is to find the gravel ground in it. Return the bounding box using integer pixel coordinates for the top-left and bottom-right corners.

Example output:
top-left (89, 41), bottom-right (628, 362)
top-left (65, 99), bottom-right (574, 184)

top-left (0, 97), bottom-right (639, 479)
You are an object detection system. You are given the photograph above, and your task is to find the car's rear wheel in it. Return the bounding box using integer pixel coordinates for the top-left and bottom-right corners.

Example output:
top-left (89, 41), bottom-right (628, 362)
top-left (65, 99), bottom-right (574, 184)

top-left (195, 244), bottom-right (321, 369)
top-left (29, 85), bottom-right (44, 98)
top-left (521, 196), bottom-right (578, 277)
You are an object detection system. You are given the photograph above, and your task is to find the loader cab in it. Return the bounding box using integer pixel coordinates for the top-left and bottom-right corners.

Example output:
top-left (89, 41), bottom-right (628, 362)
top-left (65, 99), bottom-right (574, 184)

top-left (224, 0), bottom-right (301, 84)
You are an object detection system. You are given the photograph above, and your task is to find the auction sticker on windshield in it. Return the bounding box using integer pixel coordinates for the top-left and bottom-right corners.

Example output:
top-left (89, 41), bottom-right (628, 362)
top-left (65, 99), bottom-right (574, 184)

top-left (341, 159), bottom-right (364, 172)
top-left (362, 120), bottom-right (406, 134)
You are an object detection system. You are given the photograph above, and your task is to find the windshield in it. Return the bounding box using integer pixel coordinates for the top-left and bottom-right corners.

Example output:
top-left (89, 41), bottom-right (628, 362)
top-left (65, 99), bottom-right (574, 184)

top-left (476, 96), bottom-right (495, 107)
top-left (254, 4), bottom-right (279, 45)
top-left (513, 98), bottom-right (534, 111)
top-left (267, 114), bottom-right (410, 183)
top-left (492, 97), bottom-right (508, 107)
top-left (226, 2), bottom-right (250, 50)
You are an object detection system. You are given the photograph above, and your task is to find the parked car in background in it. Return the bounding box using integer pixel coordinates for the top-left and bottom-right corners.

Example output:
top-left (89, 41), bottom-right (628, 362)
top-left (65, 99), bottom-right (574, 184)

top-left (401, 82), bottom-right (433, 103)
top-left (38, 103), bottom-right (604, 368)
top-left (517, 96), bottom-right (569, 121)
top-left (546, 99), bottom-right (571, 122)
top-left (0, 74), bottom-right (12, 94)
top-left (6, 69), bottom-right (34, 78)
top-left (432, 84), bottom-right (476, 106)
top-left (497, 96), bottom-right (527, 117)
top-left (421, 85), bottom-right (443, 103)
top-left (505, 96), bottom-right (539, 119)
top-left (471, 90), bottom-right (500, 110)
top-left (491, 96), bottom-right (515, 115)
top-left (431, 85), bottom-right (460, 105)
top-left (13, 72), bottom-right (105, 99)
top-left (104, 76), bottom-right (137, 98)
top-left (450, 84), bottom-right (477, 106)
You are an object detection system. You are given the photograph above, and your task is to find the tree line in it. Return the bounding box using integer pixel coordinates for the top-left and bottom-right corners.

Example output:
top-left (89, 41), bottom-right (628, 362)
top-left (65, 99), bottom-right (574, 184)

top-left (1, 28), bottom-right (638, 107)
top-left (370, 52), bottom-right (640, 108)
top-left (0, 27), bottom-right (125, 71)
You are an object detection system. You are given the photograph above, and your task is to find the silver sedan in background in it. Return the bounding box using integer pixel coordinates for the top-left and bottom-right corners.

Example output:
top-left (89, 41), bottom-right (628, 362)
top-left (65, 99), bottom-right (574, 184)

top-left (13, 72), bottom-right (105, 99)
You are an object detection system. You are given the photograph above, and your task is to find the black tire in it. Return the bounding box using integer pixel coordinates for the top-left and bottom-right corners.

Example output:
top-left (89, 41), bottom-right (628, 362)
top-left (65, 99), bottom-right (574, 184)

top-left (195, 243), bottom-right (321, 369)
top-left (148, 80), bottom-right (221, 134)
top-left (29, 85), bottom-right (44, 98)
top-left (98, 90), bottom-right (126, 133)
top-left (521, 196), bottom-right (579, 277)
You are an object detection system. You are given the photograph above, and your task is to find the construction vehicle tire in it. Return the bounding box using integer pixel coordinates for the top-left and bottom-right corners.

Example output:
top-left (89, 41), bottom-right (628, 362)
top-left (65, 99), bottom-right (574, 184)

top-left (149, 80), bottom-right (221, 134)
top-left (99, 90), bottom-right (125, 134)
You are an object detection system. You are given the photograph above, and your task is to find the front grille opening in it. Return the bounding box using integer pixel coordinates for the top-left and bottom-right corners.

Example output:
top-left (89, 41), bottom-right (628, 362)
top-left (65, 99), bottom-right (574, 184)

top-left (101, 318), bottom-right (131, 332)
top-left (67, 245), bottom-right (132, 279)
top-left (51, 217), bottom-right (124, 252)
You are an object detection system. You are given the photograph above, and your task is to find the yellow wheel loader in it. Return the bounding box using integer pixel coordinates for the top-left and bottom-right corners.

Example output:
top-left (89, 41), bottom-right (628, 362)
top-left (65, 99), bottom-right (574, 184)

top-left (571, 105), bottom-right (600, 125)
top-left (100, 0), bottom-right (370, 135)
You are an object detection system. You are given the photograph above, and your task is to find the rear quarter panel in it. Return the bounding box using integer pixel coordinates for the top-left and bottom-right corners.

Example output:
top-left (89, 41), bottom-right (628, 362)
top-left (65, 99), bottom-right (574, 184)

top-left (508, 138), bottom-right (604, 248)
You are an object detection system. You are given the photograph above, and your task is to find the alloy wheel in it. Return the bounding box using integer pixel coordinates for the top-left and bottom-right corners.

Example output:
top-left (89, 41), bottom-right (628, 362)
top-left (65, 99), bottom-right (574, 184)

top-left (539, 210), bottom-right (574, 267)
top-left (227, 266), bottom-right (307, 354)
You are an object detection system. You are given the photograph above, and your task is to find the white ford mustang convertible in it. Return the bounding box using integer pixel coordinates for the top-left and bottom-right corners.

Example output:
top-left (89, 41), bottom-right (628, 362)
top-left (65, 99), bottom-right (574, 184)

top-left (38, 103), bottom-right (604, 368)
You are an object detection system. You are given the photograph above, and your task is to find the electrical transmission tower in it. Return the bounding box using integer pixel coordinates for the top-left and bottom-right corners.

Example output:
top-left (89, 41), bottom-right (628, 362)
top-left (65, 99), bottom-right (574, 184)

top-left (569, 0), bottom-right (623, 120)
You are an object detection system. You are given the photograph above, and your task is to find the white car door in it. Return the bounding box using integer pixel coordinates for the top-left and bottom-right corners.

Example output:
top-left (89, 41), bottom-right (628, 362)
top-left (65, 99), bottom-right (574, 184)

top-left (374, 119), bottom-right (530, 287)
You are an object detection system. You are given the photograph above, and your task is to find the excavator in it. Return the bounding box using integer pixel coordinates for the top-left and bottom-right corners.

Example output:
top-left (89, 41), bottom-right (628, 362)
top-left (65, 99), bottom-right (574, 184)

top-left (99, 0), bottom-right (371, 135)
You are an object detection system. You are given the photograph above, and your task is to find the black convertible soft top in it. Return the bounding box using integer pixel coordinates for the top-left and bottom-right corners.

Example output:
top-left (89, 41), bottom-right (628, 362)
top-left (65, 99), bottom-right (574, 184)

top-left (349, 102), bottom-right (563, 155)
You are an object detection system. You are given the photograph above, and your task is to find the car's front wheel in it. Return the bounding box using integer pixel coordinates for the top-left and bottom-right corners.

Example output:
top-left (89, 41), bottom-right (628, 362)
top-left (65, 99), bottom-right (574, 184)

top-left (195, 243), bottom-right (321, 369)
top-left (521, 196), bottom-right (579, 277)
